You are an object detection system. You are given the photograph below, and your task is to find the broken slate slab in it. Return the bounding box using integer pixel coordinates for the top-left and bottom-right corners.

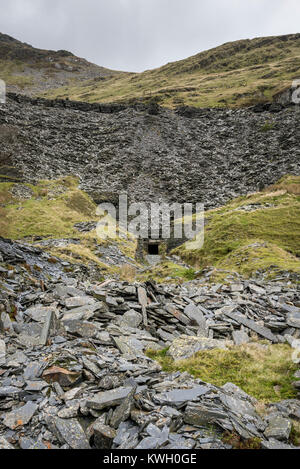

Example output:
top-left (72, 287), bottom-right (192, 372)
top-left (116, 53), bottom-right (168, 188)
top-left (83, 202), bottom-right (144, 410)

top-left (261, 438), bottom-right (294, 449)
top-left (184, 303), bottom-right (205, 326)
top-left (0, 339), bottom-right (6, 366)
top-left (3, 401), bottom-right (38, 430)
top-left (167, 335), bottom-right (228, 360)
top-left (87, 386), bottom-right (133, 410)
top-left (287, 312), bottom-right (300, 329)
top-left (223, 311), bottom-right (277, 342)
top-left (264, 415), bottom-right (292, 441)
top-left (52, 417), bottom-right (90, 449)
top-left (24, 305), bottom-right (58, 323)
top-left (155, 385), bottom-right (210, 406)
top-left (63, 320), bottom-right (101, 339)
top-left (0, 436), bottom-right (14, 449)
top-left (113, 336), bottom-right (145, 357)
top-left (39, 309), bottom-right (56, 345)
top-left (93, 423), bottom-right (116, 449)
top-left (184, 404), bottom-right (228, 426)
top-left (0, 386), bottom-right (24, 398)
top-left (110, 386), bottom-right (136, 429)
top-left (64, 296), bottom-right (95, 309)
top-left (232, 330), bottom-right (250, 346)
top-left (42, 366), bottom-right (82, 387)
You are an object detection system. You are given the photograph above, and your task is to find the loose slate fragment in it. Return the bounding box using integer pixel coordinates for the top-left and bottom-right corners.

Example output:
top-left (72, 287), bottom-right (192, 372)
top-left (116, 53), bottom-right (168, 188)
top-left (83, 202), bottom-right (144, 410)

top-left (113, 336), bottom-right (144, 356)
top-left (87, 386), bottom-right (133, 410)
top-left (287, 312), bottom-right (300, 329)
top-left (63, 320), bottom-right (101, 338)
top-left (3, 401), bottom-right (38, 430)
top-left (24, 305), bottom-right (57, 323)
top-left (264, 416), bottom-right (292, 441)
top-left (0, 386), bottom-right (23, 397)
top-left (0, 436), bottom-right (14, 449)
top-left (64, 296), bottom-right (95, 309)
top-left (42, 366), bottom-right (81, 387)
top-left (232, 330), bottom-right (250, 346)
top-left (110, 386), bottom-right (136, 429)
top-left (0, 339), bottom-right (6, 366)
top-left (155, 385), bottom-right (210, 406)
top-left (165, 304), bottom-right (190, 325)
top-left (53, 417), bottom-right (90, 449)
top-left (19, 437), bottom-right (48, 450)
top-left (184, 303), bottom-right (205, 326)
top-left (39, 309), bottom-right (55, 345)
top-left (184, 404), bottom-right (228, 426)
top-left (93, 423), bottom-right (116, 449)
top-left (223, 311), bottom-right (277, 342)
top-left (138, 287), bottom-right (148, 327)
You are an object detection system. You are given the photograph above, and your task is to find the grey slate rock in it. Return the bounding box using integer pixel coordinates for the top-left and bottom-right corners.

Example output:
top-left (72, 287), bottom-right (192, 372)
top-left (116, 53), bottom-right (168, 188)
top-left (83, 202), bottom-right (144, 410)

top-left (110, 386), bottom-right (136, 429)
top-left (93, 423), bottom-right (116, 449)
top-left (232, 330), bottom-right (250, 345)
top-left (223, 311), bottom-right (277, 342)
top-left (52, 417), bottom-right (90, 449)
top-left (87, 386), bottom-right (133, 410)
top-left (155, 385), bottom-right (210, 406)
top-left (0, 436), bottom-right (14, 449)
top-left (184, 303), bottom-right (205, 325)
top-left (0, 338), bottom-right (6, 366)
top-left (264, 415), bottom-right (292, 441)
top-left (184, 404), bottom-right (228, 426)
top-left (3, 402), bottom-right (38, 430)
top-left (167, 335), bottom-right (228, 360)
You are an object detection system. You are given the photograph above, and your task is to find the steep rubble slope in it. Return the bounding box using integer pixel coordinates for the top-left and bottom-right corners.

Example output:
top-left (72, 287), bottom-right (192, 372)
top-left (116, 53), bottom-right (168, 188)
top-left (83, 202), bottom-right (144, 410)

top-left (1, 94), bottom-right (300, 211)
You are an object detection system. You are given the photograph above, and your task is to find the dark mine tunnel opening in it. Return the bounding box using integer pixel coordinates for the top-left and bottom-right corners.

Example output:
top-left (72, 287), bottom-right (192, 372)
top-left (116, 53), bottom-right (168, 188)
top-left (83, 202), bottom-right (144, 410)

top-left (148, 242), bottom-right (159, 255)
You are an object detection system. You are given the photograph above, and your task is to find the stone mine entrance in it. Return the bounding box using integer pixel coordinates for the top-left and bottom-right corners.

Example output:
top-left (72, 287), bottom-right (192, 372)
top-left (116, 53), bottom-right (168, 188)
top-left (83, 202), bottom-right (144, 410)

top-left (136, 239), bottom-right (162, 265)
top-left (147, 241), bottom-right (159, 255)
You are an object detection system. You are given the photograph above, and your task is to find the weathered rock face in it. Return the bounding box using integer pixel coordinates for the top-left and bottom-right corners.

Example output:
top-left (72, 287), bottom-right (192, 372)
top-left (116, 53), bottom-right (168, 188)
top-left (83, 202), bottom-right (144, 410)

top-left (1, 94), bottom-right (299, 211)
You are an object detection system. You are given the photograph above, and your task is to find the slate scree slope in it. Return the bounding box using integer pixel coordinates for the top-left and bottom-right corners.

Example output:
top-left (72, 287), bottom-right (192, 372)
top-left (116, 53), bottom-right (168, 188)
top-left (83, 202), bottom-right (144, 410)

top-left (1, 93), bottom-right (300, 212)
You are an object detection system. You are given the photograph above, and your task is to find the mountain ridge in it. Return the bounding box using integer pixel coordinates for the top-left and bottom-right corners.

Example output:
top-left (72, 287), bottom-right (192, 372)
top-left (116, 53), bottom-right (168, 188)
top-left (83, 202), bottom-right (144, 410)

top-left (39, 32), bottom-right (300, 108)
top-left (0, 31), bottom-right (125, 96)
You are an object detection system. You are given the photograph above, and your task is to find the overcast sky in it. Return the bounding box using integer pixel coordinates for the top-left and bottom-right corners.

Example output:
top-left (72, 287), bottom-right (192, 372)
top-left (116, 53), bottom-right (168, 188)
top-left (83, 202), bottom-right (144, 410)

top-left (0, 0), bottom-right (299, 72)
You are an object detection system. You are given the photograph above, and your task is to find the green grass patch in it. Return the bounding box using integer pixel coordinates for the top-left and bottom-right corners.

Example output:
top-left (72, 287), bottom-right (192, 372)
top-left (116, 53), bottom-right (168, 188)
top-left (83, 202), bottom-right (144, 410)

top-left (138, 261), bottom-right (196, 283)
top-left (147, 343), bottom-right (299, 402)
top-left (0, 176), bottom-right (138, 273)
top-left (174, 176), bottom-right (300, 280)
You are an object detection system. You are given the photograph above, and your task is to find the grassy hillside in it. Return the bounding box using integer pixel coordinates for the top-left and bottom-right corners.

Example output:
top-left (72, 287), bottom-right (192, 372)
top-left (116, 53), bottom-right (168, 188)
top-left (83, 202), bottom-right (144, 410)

top-left (0, 176), bottom-right (138, 278)
top-left (0, 32), bottom-right (124, 95)
top-left (174, 175), bottom-right (300, 281)
top-left (41, 33), bottom-right (300, 108)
